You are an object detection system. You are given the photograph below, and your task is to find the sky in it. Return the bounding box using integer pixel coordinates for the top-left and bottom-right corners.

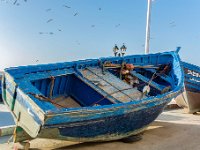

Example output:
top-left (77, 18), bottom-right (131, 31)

top-left (0, 0), bottom-right (200, 70)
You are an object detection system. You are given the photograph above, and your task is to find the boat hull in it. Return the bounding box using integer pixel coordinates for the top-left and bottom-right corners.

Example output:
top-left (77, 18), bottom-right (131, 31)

top-left (2, 51), bottom-right (184, 143)
top-left (14, 100), bottom-right (168, 142)
top-left (175, 62), bottom-right (200, 113)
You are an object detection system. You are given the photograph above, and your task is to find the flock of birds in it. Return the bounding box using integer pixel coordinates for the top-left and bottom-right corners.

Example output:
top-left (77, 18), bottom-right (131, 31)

top-left (0, 0), bottom-right (27, 6)
top-left (1, 0), bottom-right (177, 48)
top-left (0, 0), bottom-right (125, 36)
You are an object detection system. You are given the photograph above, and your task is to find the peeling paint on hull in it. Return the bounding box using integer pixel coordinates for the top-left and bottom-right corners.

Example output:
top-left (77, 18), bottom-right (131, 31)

top-left (15, 102), bottom-right (167, 142)
top-left (3, 51), bottom-right (184, 143)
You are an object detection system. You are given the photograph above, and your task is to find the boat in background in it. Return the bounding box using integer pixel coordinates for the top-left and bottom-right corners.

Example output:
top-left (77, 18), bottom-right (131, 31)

top-left (2, 51), bottom-right (183, 144)
top-left (175, 61), bottom-right (200, 113)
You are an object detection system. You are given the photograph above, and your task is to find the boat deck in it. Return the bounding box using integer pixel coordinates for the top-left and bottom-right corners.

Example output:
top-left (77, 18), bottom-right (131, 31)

top-left (80, 67), bottom-right (144, 103)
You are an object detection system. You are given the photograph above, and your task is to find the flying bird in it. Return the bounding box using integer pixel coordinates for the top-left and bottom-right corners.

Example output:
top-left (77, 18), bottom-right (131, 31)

top-left (46, 8), bottom-right (52, 12)
top-left (63, 5), bottom-right (71, 8)
top-left (74, 13), bottom-right (78, 16)
top-left (169, 21), bottom-right (176, 28)
top-left (170, 24), bottom-right (176, 28)
top-left (46, 19), bottom-right (53, 23)
top-left (99, 8), bottom-right (102, 11)
top-left (75, 40), bottom-right (80, 45)
top-left (91, 25), bottom-right (95, 28)
top-left (58, 29), bottom-right (62, 32)
top-left (13, 0), bottom-right (17, 5)
top-left (115, 24), bottom-right (120, 28)
top-left (49, 32), bottom-right (54, 35)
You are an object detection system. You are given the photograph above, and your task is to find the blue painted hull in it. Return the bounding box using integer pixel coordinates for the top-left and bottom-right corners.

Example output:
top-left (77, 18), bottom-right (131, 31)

top-left (40, 101), bottom-right (167, 141)
top-left (2, 51), bottom-right (184, 142)
top-left (175, 61), bottom-right (200, 113)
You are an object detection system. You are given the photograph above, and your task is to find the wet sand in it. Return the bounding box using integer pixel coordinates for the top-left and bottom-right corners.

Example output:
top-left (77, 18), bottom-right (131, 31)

top-left (0, 108), bottom-right (200, 150)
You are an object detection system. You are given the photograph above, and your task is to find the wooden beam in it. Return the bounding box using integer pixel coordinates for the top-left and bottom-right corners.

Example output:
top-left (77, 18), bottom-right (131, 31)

top-left (130, 71), bottom-right (168, 92)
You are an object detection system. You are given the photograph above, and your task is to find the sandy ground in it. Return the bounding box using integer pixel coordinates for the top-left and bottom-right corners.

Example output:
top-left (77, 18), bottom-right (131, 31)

top-left (0, 106), bottom-right (200, 150)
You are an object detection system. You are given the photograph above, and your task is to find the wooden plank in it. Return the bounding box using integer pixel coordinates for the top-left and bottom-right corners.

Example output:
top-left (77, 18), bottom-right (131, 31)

top-left (145, 68), bottom-right (172, 84)
top-left (80, 67), bottom-right (144, 103)
top-left (130, 71), bottom-right (166, 92)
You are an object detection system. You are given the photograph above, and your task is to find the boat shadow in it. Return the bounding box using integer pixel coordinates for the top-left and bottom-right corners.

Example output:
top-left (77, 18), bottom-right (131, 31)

top-left (51, 120), bottom-right (200, 150)
top-left (13, 119), bottom-right (200, 150)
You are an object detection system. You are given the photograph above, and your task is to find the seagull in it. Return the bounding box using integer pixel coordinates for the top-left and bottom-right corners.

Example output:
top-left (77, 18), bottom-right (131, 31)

top-left (13, 0), bottom-right (17, 5)
top-left (115, 24), bottom-right (120, 28)
top-left (91, 25), bottom-right (95, 28)
top-left (46, 8), bottom-right (52, 12)
top-left (63, 5), bottom-right (71, 8)
top-left (99, 8), bottom-right (102, 11)
top-left (75, 40), bottom-right (80, 45)
top-left (170, 24), bottom-right (176, 28)
top-left (36, 60), bottom-right (39, 62)
top-left (49, 32), bottom-right (54, 35)
top-left (46, 19), bottom-right (53, 23)
top-left (58, 29), bottom-right (62, 32)
top-left (74, 13), bottom-right (78, 16)
top-left (169, 21), bottom-right (176, 28)
top-left (169, 21), bottom-right (175, 24)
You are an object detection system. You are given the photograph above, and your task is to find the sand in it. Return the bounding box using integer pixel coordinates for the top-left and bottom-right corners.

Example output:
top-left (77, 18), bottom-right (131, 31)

top-left (0, 108), bottom-right (200, 150)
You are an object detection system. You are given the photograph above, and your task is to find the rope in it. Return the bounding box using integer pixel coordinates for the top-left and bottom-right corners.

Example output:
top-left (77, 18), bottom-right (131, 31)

top-left (7, 112), bottom-right (21, 144)
top-left (141, 64), bottom-right (171, 96)
top-left (28, 92), bottom-right (66, 108)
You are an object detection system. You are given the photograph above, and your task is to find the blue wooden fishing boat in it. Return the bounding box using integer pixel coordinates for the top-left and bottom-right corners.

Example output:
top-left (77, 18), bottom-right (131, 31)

top-left (175, 61), bottom-right (200, 113)
top-left (2, 51), bottom-right (183, 145)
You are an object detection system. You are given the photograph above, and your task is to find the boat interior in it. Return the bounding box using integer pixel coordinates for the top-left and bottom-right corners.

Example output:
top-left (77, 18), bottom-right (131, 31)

top-left (30, 57), bottom-right (176, 109)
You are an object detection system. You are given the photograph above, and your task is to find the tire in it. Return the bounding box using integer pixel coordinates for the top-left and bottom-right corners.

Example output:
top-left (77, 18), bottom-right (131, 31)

top-left (121, 134), bottom-right (142, 143)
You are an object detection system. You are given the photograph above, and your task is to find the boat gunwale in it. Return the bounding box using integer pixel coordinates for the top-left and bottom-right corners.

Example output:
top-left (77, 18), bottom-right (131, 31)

top-left (4, 51), bottom-right (184, 115)
top-left (182, 61), bottom-right (200, 72)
